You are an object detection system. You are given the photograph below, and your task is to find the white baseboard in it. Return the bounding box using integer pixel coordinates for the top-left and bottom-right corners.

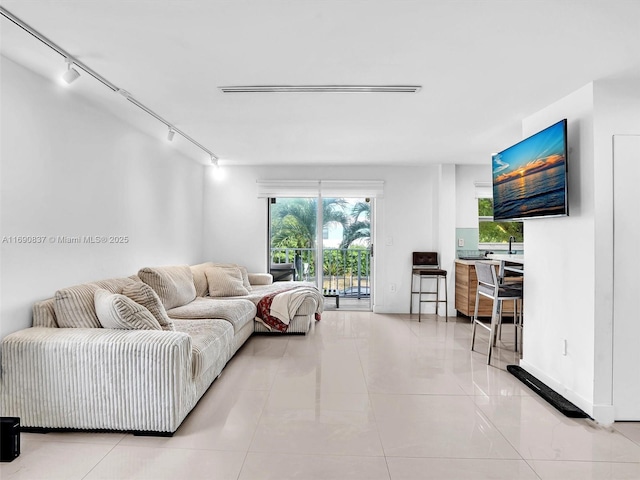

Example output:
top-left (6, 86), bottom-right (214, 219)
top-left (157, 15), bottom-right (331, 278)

top-left (372, 305), bottom-right (397, 314)
top-left (592, 404), bottom-right (615, 425)
top-left (371, 305), bottom-right (456, 316)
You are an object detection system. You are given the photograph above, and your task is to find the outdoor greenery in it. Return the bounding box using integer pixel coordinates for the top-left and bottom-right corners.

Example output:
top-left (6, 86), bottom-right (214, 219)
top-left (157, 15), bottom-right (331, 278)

top-left (270, 198), bottom-right (371, 250)
top-left (339, 201), bottom-right (371, 249)
top-left (270, 198), bottom-right (347, 250)
top-left (323, 247), bottom-right (370, 277)
top-left (270, 198), bottom-right (372, 281)
top-left (478, 198), bottom-right (524, 243)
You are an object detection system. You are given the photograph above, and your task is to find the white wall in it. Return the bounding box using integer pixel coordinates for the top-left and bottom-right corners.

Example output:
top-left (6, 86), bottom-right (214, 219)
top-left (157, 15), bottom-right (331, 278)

top-left (519, 77), bottom-right (640, 423)
top-left (456, 165), bottom-right (491, 228)
top-left (593, 79), bottom-right (640, 420)
top-left (203, 164), bottom-right (439, 313)
top-left (612, 135), bottom-right (640, 419)
top-left (0, 56), bottom-right (204, 340)
top-left (438, 165), bottom-right (457, 316)
top-left (519, 83), bottom-right (597, 417)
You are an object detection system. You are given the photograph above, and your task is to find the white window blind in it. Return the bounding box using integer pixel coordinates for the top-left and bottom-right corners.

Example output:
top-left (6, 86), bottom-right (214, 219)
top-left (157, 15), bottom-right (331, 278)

top-left (256, 180), bottom-right (320, 198)
top-left (474, 181), bottom-right (493, 199)
top-left (320, 180), bottom-right (384, 198)
top-left (257, 180), bottom-right (384, 198)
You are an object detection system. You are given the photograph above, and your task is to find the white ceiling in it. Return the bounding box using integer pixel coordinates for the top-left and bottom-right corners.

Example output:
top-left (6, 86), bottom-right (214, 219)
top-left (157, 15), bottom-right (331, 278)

top-left (1, 0), bottom-right (639, 166)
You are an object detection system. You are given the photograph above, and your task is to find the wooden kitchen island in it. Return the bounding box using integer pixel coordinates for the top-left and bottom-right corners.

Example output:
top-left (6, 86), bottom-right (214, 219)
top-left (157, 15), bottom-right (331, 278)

top-left (455, 259), bottom-right (520, 318)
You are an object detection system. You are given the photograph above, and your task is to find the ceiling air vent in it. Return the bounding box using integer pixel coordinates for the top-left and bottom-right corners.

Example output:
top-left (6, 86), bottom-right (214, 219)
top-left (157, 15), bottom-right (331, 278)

top-left (218, 85), bottom-right (421, 93)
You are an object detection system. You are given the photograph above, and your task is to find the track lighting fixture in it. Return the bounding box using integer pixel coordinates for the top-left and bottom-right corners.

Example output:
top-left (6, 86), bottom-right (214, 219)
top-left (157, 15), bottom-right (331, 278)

top-left (62, 58), bottom-right (80, 84)
top-left (210, 154), bottom-right (219, 167)
top-left (0, 7), bottom-right (222, 165)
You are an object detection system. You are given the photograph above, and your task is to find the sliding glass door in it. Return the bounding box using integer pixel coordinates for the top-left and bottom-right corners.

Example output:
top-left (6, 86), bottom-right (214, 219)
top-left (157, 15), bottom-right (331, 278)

top-left (321, 197), bottom-right (371, 309)
top-left (268, 196), bottom-right (372, 310)
top-left (268, 197), bottom-right (318, 282)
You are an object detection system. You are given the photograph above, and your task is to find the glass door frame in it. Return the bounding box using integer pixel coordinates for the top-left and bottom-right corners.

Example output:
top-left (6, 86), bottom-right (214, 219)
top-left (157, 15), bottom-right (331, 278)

top-left (267, 195), bottom-right (374, 311)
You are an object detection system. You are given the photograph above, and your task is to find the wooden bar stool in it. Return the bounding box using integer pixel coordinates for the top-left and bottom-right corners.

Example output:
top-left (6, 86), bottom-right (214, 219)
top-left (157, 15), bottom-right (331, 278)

top-left (410, 252), bottom-right (448, 321)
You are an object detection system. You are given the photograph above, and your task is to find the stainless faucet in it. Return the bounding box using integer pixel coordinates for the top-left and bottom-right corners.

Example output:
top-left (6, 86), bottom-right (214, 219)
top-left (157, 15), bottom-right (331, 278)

top-left (508, 236), bottom-right (516, 254)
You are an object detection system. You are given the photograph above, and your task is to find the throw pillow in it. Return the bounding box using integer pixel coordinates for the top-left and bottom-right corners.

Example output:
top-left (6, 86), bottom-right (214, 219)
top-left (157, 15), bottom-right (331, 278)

top-left (213, 263), bottom-right (252, 291)
top-left (121, 282), bottom-right (175, 331)
top-left (94, 289), bottom-right (162, 330)
top-left (205, 266), bottom-right (250, 297)
top-left (190, 262), bottom-right (216, 297)
top-left (54, 277), bottom-right (139, 329)
top-left (137, 265), bottom-right (197, 310)
top-left (237, 265), bottom-right (252, 291)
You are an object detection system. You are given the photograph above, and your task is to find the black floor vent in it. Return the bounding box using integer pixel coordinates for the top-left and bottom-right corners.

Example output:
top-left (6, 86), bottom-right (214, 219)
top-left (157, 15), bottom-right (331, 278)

top-left (507, 365), bottom-right (590, 419)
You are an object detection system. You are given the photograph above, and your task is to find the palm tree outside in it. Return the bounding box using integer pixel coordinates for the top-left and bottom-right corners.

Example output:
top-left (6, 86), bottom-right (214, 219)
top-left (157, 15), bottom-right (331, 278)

top-left (270, 198), bottom-right (348, 250)
top-left (269, 197), bottom-right (372, 300)
top-left (340, 200), bottom-right (371, 249)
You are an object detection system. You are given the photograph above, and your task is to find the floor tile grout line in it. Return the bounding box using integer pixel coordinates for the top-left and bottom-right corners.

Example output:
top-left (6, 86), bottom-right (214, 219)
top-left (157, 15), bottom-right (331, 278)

top-left (353, 324), bottom-right (392, 467)
top-left (613, 425), bottom-right (640, 448)
top-left (399, 314), bottom-right (531, 465)
top-left (235, 335), bottom-right (291, 480)
top-left (472, 395), bottom-right (533, 466)
top-left (78, 439), bottom-right (122, 480)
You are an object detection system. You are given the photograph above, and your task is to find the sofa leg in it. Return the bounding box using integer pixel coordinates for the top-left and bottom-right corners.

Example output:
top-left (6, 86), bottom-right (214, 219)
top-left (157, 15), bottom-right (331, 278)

top-left (132, 430), bottom-right (174, 437)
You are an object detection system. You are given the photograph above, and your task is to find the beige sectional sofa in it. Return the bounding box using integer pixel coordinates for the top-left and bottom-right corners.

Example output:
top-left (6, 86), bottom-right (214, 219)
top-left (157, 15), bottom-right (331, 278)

top-left (0, 262), bottom-right (323, 435)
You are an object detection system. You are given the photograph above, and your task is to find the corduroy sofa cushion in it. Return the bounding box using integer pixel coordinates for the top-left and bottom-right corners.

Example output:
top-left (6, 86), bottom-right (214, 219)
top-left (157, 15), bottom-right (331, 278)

top-left (167, 297), bottom-right (256, 334)
top-left (138, 265), bottom-right (196, 310)
top-left (173, 319), bottom-right (234, 378)
top-left (33, 298), bottom-right (57, 328)
top-left (94, 289), bottom-right (163, 330)
top-left (190, 262), bottom-right (252, 298)
top-left (54, 277), bottom-right (140, 329)
top-left (206, 266), bottom-right (249, 297)
top-left (189, 262), bottom-right (216, 297)
top-left (213, 263), bottom-right (252, 291)
top-left (122, 282), bottom-right (175, 331)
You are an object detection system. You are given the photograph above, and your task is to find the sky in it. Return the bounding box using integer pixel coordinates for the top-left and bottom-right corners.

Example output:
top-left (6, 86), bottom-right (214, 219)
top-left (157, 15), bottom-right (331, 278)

top-left (492, 119), bottom-right (566, 183)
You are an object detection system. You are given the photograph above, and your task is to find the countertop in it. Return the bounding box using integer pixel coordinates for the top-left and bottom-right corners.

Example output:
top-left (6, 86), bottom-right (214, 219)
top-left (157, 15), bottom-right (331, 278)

top-left (488, 253), bottom-right (525, 264)
top-left (455, 258), bottom-right (500, 266)
top-left (455, 253), bottom-right (525, 266)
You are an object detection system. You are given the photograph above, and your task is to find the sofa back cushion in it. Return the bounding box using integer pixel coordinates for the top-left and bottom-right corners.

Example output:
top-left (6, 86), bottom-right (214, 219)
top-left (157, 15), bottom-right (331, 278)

top-left (237, 266), bottom-right (252, 291)
top-left (247, 273), bottom-right (273, 286)
top-left (54, 277), bottom-right (140, 328)
top-left (121, 282), bottom-right (175, 331)
top-left (190, 262), bottom-right (216, 297)
top-left (33, 298), bottom-right (57, 328)
top-left (206, 266), bottom-right (250, 297)
top-left (138, 265), bottom-right (196, 310)
top-left (94, 289), bottom-right (163, 330)
top-left (213, 263), bottom-right (252, 291)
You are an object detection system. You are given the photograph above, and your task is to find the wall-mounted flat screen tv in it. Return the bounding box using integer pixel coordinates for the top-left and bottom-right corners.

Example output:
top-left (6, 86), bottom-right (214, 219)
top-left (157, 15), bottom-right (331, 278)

top-left (492, 119), bottom-right (568, 221)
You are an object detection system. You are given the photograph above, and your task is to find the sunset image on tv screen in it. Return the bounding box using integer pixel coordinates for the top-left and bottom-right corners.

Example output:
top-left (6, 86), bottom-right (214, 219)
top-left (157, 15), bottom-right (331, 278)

top-left (492, 119), bottom-right (567, 220)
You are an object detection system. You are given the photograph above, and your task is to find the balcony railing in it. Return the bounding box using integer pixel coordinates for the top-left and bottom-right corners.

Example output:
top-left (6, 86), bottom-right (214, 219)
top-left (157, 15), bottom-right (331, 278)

top-left (270, 247), bottom-right (370, 298)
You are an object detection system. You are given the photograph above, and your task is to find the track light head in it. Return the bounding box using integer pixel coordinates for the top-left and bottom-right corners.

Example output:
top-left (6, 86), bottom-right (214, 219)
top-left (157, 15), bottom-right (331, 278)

top-left (62, 59), bottom-right (80, 84)
top-left (4, 7), bottom-right (223, 163)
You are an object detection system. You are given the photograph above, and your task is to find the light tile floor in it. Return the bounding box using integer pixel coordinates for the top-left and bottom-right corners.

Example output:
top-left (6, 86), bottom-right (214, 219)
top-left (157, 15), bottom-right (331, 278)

top-left (2, 312), bottom-right (640, 479)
